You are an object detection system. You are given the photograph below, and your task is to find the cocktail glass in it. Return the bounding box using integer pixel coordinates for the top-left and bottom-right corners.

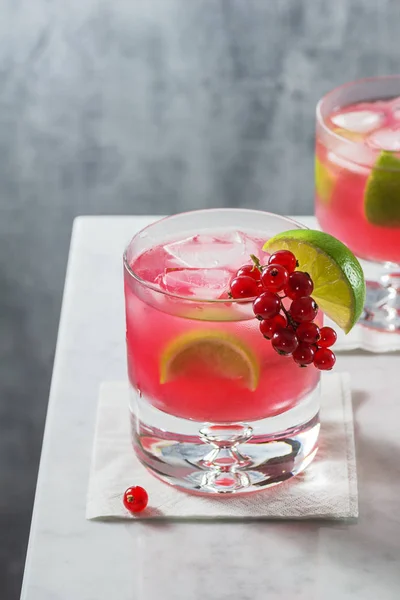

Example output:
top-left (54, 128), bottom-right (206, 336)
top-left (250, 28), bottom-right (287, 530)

top-left (124, 209), bottom-right (321, 494)
top-left (316, 76), bottom-right (400, 332)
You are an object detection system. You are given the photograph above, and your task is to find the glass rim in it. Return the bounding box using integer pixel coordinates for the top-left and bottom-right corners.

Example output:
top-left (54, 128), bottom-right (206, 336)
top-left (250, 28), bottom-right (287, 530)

top-left (123, 208), bottom-right (308, 304)
top-left (316, 74), bottom-right (400, 170)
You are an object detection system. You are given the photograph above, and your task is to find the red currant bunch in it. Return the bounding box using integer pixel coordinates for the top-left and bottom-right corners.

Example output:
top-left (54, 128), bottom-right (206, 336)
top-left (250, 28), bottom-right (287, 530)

top-left (229, 250), bottom-right (337, 370)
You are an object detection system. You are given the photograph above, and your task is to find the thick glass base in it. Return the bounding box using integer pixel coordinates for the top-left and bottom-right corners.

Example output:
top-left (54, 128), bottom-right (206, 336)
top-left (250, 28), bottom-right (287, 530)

top-left (130, 387), bottom-right (320, 495)
top-left (360, 271), bottom-right (400, 332)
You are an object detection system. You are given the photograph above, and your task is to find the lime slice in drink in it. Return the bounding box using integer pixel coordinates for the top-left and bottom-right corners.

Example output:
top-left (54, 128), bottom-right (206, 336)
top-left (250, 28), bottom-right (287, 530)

top-left (160, 330), bottom-right (259, 390)
top-left (333, 127), bottom-right (365, 142)
top-left (364, 150), bottom-right (400, 226)
top-left (315, 156), bottom-right (335, 204)
top-left (263, 230), bottom-right (366, 333)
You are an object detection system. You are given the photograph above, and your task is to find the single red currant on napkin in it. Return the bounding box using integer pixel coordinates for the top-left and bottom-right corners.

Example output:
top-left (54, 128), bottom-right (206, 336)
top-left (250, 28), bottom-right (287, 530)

top-left (123, 486), bottom-right (148, 513)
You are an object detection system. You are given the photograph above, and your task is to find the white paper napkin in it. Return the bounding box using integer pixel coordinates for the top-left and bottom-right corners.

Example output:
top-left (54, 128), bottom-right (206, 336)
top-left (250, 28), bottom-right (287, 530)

top-left (86, 373), bottom-right (357, 520)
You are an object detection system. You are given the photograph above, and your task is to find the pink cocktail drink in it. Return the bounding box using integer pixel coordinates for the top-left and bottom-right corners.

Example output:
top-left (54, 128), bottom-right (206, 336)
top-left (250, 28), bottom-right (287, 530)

top-left (316, 77), bottom-right (400, 331)
top-left (124, 210), bottom-right (321, 494)
top-left (125, 235), bottom-right (320, 424)
top-left (316, 95), bottom-right (400, 263)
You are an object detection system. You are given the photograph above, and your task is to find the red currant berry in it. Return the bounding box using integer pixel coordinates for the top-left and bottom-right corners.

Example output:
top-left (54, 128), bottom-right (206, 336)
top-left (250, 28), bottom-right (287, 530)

top-left (284, 271), bottom-right (314, 300)
top-left (296, 322), bottom-right (321, 344)
top-left (318, 326), bottom-right (337, 348)
top-left (271, 328), bottom-right (299, 355)
top-left (292, 342), bottom-right (316, 366)
top-left (230, 276), bottom-right (259, 299)
top-left (123, 486), bottom-right (148, 513)
top-left (268, 250), bottom-right (297, 273)
top-left (253, 291), bottom-right (281, 320)
top-left (261, 264), bottom-right (289, 292)
top-left (290, 296), bottom-right (318, 322)
top-left (259, 314), bottom-right (287, 339)
top-left (236, 264), bottom-right (261, 282)
top-left (313, 348), bottom-right (336, 370)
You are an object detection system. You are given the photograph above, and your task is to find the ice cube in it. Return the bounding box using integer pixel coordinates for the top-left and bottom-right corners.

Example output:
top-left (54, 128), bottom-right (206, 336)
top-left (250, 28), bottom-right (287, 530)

top-left (387, 96), bottom-right (400, 117)
top-left (165, 232), bottom-right (261, 269)
top-left (367, 127), bottom-right (400, 151)
top-left (331, 110), bottom-right (385, 134)
top-left (327, 142), bottom-right (373, 174)
top-left (160, 268), bottom-right (232, 299)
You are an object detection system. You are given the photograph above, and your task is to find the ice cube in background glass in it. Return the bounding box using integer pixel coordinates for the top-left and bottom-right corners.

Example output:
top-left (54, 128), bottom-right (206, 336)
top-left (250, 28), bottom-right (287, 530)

top-left (327, 149), bottom-right (371, 174)
top-left (160, 268), bottom-right (232, 299)
top-left (367, 127), bottom-right (400, 151)
top-left (165, 231), bottom-right (261, 269)
top-left (331, 109), bottom-right (385, 133)
top-left (328, 135), bottom-right (375, 173)
top-left (387, 96), bottom-right (400, 118)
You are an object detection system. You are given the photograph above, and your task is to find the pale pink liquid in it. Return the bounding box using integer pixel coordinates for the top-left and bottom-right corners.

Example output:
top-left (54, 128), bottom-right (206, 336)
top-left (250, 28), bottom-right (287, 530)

top-left (316, 97), bottom-right (400, 264)
top-left (125, 231), bottom-right (320, 424)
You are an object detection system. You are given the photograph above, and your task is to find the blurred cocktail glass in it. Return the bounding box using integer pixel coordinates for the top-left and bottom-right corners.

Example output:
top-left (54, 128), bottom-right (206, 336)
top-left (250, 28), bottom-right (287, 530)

top-left (316, 76), bottom-right (400, 331)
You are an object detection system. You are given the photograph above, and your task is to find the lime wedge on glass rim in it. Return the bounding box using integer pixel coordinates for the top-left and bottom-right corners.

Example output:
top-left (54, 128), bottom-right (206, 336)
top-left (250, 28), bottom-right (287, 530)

top-left (364, 150), bottom-right (400, 226)
top-left (263, 230), bottom-right (366, 333)
top-left (160, 330), bottom-right (259, 390)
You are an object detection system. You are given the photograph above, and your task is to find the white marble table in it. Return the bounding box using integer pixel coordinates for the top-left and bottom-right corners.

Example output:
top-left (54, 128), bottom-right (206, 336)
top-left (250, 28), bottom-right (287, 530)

top-left (21, 216), bottom-right (400, 600)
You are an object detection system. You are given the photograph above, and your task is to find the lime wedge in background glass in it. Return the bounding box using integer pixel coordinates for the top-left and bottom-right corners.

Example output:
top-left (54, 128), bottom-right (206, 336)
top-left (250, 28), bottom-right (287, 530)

top-left (364, 150), bottom-right (400, 226)
top-left (333, 127), bottom-right (365, 142)
top-left (315, 156), bottom-right (335, 204)
top-left (263, 230), bottom-right (366, 333)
